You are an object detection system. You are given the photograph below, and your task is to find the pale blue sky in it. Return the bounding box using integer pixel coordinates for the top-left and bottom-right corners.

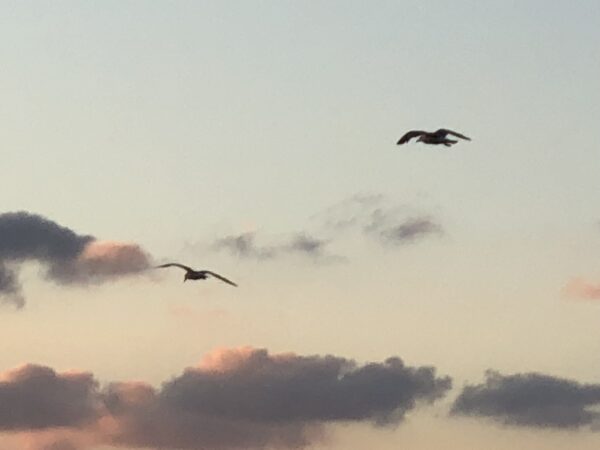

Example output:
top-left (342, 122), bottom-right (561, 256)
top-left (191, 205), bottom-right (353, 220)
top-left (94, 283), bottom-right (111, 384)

top-left (1, 2), bottom-right (600, 449)
top-left (2, 1), bottom-right (599, 242)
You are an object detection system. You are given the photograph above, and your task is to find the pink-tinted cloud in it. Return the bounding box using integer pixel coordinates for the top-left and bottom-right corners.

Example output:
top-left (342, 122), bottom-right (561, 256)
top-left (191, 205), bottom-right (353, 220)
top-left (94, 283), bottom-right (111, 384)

top-left (50, 240), bottom-right (152, 284)
top-left (0, 211), bottom-right (153, 308)
top-left (1, 347), bottom-right (451, 450)
top-left (563, 277), bottom-right (600, 300)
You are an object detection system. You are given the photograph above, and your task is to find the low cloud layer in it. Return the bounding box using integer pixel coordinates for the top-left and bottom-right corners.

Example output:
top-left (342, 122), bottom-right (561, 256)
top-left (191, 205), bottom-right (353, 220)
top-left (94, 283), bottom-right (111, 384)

top-left (451, 370), bottom-right (600, 429)
top-left (0, 212), bottom-right (152, 308)
top-left (159, 347), bottom-right (450, 425)
top-left (1, 347), bottom-right (451, 450)
top-left (213, 232), bottom-right (332, 261)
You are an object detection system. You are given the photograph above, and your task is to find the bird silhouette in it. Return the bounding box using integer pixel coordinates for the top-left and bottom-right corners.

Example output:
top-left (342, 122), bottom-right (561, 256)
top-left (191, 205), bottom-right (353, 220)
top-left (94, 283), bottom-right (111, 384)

top-left (397, 128), bottom-right (471, 147)
top-left (156, 263), bottom-right (237, 287)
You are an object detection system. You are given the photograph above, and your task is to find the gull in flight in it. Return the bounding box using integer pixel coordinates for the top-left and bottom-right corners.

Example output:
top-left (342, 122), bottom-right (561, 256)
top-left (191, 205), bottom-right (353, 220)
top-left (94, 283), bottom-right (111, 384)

top-left (397, 128), bottom-right (471, 147)
top-left (156, 263), bottom-right (238, 287)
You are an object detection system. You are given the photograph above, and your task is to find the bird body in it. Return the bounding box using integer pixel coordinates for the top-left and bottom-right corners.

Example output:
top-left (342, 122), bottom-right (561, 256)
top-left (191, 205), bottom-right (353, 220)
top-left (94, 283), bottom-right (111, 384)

top-left (156, 263), bottom-right (238, 287)
top-left (397, 128), bottom-right (471, 147)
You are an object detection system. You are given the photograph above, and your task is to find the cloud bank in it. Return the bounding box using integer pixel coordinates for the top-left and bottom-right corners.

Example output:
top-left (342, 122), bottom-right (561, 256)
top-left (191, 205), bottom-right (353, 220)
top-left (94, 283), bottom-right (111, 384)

top-left (451, 370), bottom-right (600, 429)
top-left (1, 347), bottom-right (451, 450)
top-left (0, 212), bottom-right (152, 308)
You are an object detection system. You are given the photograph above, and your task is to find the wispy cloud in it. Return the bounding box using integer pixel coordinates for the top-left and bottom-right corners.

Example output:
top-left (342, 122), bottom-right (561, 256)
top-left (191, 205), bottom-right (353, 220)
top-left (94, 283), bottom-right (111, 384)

top-left (0, 212), bottom-right (153, 308)
top-left (314, 193), bottom-right (386, 231)
top-left (211, 194), bottom-right (442, 264)
top-left (365, 212), bottom-right (443, 245)
top-left (2, 347), bottom-right (451, 450)
top-left (451, 370), bottom-right (600, 429)
top-left (317, 194), bottom-right (443, 246)
top-left (212, 231), bottom-right (334, 261)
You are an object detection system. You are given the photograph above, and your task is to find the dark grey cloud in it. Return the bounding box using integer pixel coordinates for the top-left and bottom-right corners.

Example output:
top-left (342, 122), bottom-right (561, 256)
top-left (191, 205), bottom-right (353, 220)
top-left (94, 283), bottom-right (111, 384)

top-left (2, 347), bottom-right (451, 450)
top-left (0, 263), bottom-right (23, 308)
top-left (102, 381), bottom-right (313, 450)
top-left (0, 212), bottom-right (92, 307)
top-left (0, 212), bottom-right (93, 261)
top-left (451, 370), bottom-right (600, 429)
top-left (158, 347), bottom-right (451, 425)
top-left (0, 211), bottom-right (152, 308)
top-left (213, 231), bottom-right (331, 261)
top-left (0, 364), bottom-right (98, 430)
top-left (102, 347), bottom-right (450, 449)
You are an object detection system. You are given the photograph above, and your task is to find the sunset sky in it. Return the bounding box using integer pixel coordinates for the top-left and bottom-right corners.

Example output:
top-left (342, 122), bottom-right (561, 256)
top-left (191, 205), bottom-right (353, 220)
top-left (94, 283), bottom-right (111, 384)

top-left (2, 2), bottom-right (600, 449)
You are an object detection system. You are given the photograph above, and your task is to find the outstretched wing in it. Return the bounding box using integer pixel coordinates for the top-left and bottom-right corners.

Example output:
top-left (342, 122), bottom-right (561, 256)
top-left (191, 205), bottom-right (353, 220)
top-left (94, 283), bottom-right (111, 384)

top-left (397, 130), bottom-right (426, 145)
top-left (156, 262), bottom-right (194, 273)
top-left (436, 129), bottom-right (471, 140)
top-left (203, 270), bottom-right (238, 287)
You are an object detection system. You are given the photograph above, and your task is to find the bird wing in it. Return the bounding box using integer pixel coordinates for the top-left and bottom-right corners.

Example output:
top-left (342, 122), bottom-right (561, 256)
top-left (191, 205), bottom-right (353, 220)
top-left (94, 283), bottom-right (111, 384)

top-left (202, 271), bottom-right (238, 287)
top-left (436, 129), bottom-right (471, 140)
top-left (396, 130), bottom-right (426, 145)
top-left (156, 263), bottom-right (194, 273)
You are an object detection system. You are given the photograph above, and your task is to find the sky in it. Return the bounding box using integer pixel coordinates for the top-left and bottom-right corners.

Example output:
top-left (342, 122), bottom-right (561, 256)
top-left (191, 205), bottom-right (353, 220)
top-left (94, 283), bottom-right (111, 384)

top-left (1, 1), bottom-right (600, 449)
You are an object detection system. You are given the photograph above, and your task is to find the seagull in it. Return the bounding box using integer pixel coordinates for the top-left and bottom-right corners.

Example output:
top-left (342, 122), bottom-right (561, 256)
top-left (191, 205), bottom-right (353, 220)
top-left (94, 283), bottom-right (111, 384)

top-left (156, 263), bottom-right (238, 287)
top-left (397, 129), bottom-right (471, 147)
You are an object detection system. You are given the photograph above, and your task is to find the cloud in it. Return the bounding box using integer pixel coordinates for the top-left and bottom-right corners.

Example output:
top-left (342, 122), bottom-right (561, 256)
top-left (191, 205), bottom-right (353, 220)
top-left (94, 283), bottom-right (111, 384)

top-left (315, 194), bottom-right (386, 231)
top-left (317, 194), bottom-right (443, 246)
top-left (212, 194), bottom-right (441, 264)
top-left (0, 264), bottom-right (23, 308)
top-left (1, 347), bottom-right (451, 450)
top-left (0, 212), bottom-right (153, 308)
top-left (213, 231), bottom-right (332, 261)
top-left (366, 214), bottom-right (443, 245)
top-left (288, 233), bottom-right (329, 256)
top-left (0, 364), bottom-right (98, 430)
top-left (158, 347), bottom-right (451, 425)
top-left (563, 277), bottom-right (600, 300)
top-left (451, 370), bottom-right (600, 429)
top-left (18, 429), bottom-right (92, 450)
top-left (48, 240), bottom-right (151, 284)
top-left (213, 232), bottom-right (277, 260)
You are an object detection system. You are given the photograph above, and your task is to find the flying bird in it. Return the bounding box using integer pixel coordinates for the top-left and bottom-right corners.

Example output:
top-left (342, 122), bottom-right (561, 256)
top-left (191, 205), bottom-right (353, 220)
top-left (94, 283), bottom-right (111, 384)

top-left (397, 129), bottom-right (471, 147)
top-left (156, 263), bottom-right (238, 287)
